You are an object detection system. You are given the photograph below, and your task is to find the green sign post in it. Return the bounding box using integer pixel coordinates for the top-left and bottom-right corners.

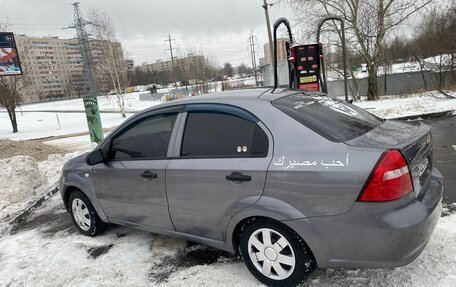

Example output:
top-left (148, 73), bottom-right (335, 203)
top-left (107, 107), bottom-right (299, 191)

top-left (83, 96), bottom-right (104, 144)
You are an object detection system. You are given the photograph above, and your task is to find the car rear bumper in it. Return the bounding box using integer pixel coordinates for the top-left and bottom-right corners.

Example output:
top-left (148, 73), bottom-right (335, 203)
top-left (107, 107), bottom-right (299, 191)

top-left (284, 167), bottom-right (444, 269)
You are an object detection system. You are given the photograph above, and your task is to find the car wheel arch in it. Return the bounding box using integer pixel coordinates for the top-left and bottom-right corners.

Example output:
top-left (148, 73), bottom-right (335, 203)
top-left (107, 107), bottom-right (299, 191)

top-left (63, 185), bottom-right (83, 210)
top-left (224, 197), bottom-right (327, 265)
top-left (230, 216), bottom-right (317, 260)
top-left (62, 184), bottom-right (108, 223)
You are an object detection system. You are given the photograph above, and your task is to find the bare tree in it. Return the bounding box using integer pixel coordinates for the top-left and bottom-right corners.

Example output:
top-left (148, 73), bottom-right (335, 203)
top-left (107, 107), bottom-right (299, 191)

top-left (90, 10), bottom-right (130, 118)
top-left (289, 0), bottom-right (431, 100)
top-left (0, 23), bottom-right (31, 133)
top-left (419, 7), bottom-right (456, 91)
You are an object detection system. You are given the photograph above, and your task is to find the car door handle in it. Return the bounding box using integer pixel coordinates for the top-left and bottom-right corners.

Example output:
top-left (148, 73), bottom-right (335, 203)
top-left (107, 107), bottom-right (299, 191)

top-left (140, 170), bottom-right (158, 179)
top-left (226, 172), bottom-right (251, 182)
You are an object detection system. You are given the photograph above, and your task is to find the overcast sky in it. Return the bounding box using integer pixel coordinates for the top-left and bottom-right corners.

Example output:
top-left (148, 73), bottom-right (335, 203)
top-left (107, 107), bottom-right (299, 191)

top-left (0, 0), bottom-right (297, 67)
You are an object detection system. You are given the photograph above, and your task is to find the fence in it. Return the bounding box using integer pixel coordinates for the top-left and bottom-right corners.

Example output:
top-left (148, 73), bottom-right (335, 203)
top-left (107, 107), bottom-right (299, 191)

top-left (261, 63), bottom-right (456, 98)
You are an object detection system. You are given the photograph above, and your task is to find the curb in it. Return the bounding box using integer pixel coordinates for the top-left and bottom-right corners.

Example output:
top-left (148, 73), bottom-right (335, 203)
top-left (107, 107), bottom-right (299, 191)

top-left (0, 182), bottom-right (59, 235)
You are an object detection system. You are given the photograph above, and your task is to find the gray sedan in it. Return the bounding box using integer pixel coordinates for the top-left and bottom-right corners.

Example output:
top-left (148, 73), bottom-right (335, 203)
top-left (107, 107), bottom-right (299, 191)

top-left (60, 88), bottom-right (443, 286)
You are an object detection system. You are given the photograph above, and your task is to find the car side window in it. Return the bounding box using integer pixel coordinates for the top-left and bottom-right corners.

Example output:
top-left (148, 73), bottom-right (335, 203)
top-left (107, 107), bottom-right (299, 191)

top-left (109, 113), bottom-right (177, 160)
top-left (181, 111), bottom-right (268, 158)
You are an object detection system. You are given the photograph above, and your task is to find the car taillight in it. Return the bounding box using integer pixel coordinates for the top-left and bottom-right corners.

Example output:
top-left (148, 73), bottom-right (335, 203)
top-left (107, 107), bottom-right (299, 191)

top-left (357, 150), bottom-right (413, 202)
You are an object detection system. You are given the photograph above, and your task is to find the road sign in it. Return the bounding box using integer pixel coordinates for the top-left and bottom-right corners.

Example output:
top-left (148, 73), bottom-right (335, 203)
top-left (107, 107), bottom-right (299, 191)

top-left (0, 32), bottom-right (22, 76)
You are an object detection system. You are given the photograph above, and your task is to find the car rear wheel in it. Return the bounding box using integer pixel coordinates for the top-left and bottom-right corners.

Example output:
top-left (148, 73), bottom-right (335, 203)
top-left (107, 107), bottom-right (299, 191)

top-left (69, 190), bottom-right (107, 236)
top-left (239, 219), bottom-right (315, 287)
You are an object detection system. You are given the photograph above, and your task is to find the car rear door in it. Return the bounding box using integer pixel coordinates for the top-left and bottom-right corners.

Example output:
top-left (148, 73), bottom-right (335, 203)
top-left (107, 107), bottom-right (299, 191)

top-left (92, 110), bottom-right (181, 230)
top-left (166, 104), bottom-right (273, 240)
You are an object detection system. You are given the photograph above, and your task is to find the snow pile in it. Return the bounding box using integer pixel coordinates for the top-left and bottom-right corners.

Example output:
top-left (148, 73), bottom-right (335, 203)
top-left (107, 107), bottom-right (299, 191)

top-left (38, 152), bottom-right (82, 184)
top-left (354, 91), bottom-right (456, 119)
top-left (0, 156), bottom-right (48, 206)
top-left (0, 152), bottom-right (82, 221)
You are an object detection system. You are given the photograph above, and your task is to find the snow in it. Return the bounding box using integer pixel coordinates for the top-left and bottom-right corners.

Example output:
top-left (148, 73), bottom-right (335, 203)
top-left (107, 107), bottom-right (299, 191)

top-left (0, 111), bottom-right (129, 141)
top-left (0, 153), bottom-right (76, 222)
top-left (353, 61), bottom-right (426, 79)
top-left (0, 156), bottom-right (48, 207)
top-left (16, 92), bottom-right (162, 112)
top-left (0, 141), bottom-right (91, 223)
top-left (162, 262), bottom-right (261, 287)
top-left (453, 145), bottom-right (456, 151)
top-left (354, 91), bottom-right (456, 119)
top-left (351, 55), bottom-right (452, 79)
top-left (0, 196), bottom-right (186, 286)
top-left (43, 134), bottom-right (96, 151)
top-left (424, 54), bottom-right (453, 67)
top-left (0, 193), bottom-right (455, 286)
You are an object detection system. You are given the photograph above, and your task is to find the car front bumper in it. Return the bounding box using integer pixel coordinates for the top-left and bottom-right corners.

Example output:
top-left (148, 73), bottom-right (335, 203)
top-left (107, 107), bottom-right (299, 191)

top-left (284, 167), bottom-right (444, 269)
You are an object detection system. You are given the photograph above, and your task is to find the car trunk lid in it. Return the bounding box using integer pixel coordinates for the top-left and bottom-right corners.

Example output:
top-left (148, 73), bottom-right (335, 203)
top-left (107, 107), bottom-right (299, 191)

top-left (346, 120), bottom-right (433, 199)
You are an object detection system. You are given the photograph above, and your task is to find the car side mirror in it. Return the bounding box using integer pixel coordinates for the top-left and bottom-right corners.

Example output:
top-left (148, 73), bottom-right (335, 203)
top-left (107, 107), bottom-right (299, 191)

top-left (86, 149), bottom-right (105, 165)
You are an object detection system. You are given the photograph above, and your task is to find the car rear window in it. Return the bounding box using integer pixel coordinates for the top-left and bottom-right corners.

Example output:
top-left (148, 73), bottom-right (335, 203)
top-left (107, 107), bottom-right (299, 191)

top-left (272, 93), bottom-right (383, 142)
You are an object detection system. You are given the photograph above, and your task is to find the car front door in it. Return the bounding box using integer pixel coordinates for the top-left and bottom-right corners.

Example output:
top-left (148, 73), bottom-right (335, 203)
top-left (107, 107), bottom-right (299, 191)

top-left (92, 111), bottom-right (180, 230)
top-left (166, 104), bottom-right (273, 240)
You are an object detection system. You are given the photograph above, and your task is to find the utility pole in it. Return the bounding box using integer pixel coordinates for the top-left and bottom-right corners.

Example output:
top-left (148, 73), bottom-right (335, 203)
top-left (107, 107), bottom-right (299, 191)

top-left (64, 2), bottom-right (103, 143)
top-left (249, 31), bottom-right (259, 87)
top-left (165, 34), bottom-right (178, 89)
top-left (262, 0), bottom-right (274, 68)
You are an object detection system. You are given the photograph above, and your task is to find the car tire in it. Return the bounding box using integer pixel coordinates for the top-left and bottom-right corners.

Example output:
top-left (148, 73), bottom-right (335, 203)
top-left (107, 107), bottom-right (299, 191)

top-left (69, 190), bottom-right (107, 237)
top-left (239, 218), bottom-right (315, 287)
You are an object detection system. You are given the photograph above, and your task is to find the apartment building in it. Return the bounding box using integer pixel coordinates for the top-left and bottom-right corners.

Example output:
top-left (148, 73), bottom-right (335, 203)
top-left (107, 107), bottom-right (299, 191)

top-left (139, 54), bottom-right (205, 73)
top-left (15, 35), bottom-right (125, 103)
top-left (125, 59), bottom-right (134, 73)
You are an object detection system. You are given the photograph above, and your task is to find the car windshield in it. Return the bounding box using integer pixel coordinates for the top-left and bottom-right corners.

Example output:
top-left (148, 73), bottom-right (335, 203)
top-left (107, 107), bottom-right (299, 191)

top-left (272, 93), bottom-right (384, 142)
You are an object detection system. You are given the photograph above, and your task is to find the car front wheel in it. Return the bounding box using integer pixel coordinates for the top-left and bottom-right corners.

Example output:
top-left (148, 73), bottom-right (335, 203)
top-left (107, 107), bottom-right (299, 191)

top-left (239, 219), bottom-right (315, 287)
top-left (69, 190), bottom-right (107, 236)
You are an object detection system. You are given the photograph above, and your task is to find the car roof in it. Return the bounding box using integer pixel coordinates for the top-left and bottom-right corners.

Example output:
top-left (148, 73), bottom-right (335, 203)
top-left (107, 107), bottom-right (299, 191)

top-left (142, 87), bottom-right (312, 113)
top-left (171, 88), bottom-right (271, 103)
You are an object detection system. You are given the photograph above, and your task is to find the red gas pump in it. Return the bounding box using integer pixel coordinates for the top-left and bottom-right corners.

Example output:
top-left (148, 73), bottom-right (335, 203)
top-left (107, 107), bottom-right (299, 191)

top-left (289, 43), bottom-right (323, 92)
top-left (272, 16), bottom-right (349, 101)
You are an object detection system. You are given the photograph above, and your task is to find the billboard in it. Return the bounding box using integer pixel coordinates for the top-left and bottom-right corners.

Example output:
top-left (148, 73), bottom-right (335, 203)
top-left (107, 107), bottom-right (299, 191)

top-left (0, 32), bottom-right (22, 76)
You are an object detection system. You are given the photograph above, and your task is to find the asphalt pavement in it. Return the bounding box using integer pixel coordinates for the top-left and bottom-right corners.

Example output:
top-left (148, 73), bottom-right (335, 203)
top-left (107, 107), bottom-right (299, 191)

top-left (429, 115), bottom-right (456, 204)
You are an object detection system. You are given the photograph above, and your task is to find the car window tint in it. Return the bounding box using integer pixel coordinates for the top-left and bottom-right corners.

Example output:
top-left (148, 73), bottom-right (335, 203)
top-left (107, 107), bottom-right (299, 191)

top-left (272, 93), bottom-right (384, 142)
top-left (110, 113), bottom-right (177, 160)
top-left (181, 111), bottom-right (268, 158)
